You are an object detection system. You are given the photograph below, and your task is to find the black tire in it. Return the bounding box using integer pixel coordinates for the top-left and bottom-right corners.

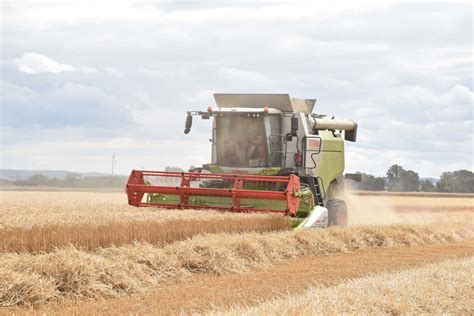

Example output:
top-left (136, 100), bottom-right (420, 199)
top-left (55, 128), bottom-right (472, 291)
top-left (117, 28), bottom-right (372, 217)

top-left (327, 198), bottom-right (348, 227)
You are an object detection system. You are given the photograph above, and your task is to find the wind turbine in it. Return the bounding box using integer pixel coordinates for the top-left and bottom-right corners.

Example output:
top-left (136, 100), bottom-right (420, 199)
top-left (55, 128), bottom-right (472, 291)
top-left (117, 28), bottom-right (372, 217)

top-left (111, 153), bottom-right (117, 176)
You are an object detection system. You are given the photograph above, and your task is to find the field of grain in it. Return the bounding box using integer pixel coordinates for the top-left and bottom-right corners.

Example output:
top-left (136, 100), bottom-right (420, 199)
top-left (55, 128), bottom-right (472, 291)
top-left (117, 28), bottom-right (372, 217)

top-left (0, 191), bottom-right (290, 253)
top-left (217, 257), bottom-right (474, 315)
top-left (0, 191), bottom-right (287, 228)
top-left (1, 190), bottom-right (473, 314)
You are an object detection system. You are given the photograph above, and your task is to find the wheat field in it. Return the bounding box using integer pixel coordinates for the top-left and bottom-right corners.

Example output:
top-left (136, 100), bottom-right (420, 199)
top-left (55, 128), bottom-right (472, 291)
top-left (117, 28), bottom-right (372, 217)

top-left (215, 257), bottom-right (474, 315)
top-left (0, 191), bottom-right (290, 253)
top-left (0, 218), bottom-right (289, 253)
top-left (0, 191), bottom-right (284, 228)
top-left (1, 190), bottom-right (473, 314)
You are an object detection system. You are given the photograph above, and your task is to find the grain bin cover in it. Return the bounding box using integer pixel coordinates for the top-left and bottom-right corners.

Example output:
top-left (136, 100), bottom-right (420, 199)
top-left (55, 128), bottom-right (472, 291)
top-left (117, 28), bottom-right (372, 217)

top-left (213, 94), bottom-right (316, 114)
top-left (214, 93), bottom-right (293, 112)
top-left (291, 98), bottom-right (316, 114)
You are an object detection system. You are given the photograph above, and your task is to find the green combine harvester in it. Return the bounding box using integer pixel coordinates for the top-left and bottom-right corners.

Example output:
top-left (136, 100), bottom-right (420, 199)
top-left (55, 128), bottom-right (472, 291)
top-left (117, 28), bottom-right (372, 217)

top-left (127, 93), bottom-right (358, 229)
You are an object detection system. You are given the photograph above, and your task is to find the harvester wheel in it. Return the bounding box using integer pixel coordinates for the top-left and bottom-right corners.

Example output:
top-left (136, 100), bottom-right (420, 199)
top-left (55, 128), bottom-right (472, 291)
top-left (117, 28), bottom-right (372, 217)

top-left (327, 199), bottom-right (348, 227)
top-left (327, 177), bottom-right (345, 200)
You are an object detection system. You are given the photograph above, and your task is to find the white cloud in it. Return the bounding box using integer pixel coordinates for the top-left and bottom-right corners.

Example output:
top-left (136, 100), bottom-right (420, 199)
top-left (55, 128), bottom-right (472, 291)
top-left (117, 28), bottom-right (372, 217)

top-left (447, 85), bottom-right (474, 105)
top-left (0, 81), bottom-right (38, 105)
top-left (1, 1), bottom-right (472, 177)
top-left (79, 66), bottom-right (98, 74)
top-left (14, 52), bottom-right (75, 74)
top-left (14, 52), bottom-right (97, 74)
top-left (106, 67), bottom-right (124, 78)
top-left (218, 67), bottom-right (273, 87)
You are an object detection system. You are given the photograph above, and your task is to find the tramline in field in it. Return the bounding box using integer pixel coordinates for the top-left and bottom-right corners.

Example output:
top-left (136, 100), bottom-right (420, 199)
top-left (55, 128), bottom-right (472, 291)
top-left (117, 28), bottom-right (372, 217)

top-left (127, 93), bottom-right (358, 228)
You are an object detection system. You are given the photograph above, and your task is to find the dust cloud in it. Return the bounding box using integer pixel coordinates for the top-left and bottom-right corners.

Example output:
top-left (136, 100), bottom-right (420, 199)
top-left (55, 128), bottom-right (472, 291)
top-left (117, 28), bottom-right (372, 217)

top-left (344, 191), bottom-right (473, 226)
top-left (345, 191), bottom-right (402, 226)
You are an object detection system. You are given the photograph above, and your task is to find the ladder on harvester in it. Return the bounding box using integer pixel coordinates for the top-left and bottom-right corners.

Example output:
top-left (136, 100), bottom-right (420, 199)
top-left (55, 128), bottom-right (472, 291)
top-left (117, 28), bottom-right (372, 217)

top-left (314, 179), bottom-right (324, 206)
top-left (299, 175), bottom-right (325, 207)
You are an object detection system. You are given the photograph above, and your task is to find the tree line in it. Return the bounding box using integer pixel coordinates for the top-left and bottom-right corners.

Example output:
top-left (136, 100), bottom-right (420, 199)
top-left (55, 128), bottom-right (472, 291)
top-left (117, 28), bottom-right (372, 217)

top-left (2, 173), bottom-right (127, 188)
top-left (354, 164), bottom-right (474, 193)
top-left (2, 165), bottom-right (473, 193)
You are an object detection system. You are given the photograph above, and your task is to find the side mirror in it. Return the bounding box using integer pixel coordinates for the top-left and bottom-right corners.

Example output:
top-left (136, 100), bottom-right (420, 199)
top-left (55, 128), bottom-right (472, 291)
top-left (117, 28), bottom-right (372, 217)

top-left (184, 115), bottom-right (193, 134)
top-left (291, 116), bottom-right (298, 135)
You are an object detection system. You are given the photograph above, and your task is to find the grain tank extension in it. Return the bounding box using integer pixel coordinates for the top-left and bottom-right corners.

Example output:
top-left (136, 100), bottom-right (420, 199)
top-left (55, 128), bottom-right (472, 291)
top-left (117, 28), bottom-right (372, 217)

top-left (126, 94), bottom-right (358, 228)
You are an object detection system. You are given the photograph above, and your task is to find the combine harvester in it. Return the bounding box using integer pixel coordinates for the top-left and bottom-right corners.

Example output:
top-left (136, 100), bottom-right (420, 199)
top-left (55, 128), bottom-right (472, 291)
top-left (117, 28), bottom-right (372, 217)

top-left (127, 94), bottom-right (358, 229)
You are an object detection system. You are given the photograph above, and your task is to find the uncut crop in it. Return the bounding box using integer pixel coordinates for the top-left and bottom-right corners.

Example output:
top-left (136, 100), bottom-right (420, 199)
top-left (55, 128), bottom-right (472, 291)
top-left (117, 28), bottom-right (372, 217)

top-left (0, 217), bottom-right (289, 253)
top-left (0, 191), bottom-right (291, 252)
top-left (1, 222), bottom-right (472, 306)
top-left (0, 191), bottom-right (281, 228)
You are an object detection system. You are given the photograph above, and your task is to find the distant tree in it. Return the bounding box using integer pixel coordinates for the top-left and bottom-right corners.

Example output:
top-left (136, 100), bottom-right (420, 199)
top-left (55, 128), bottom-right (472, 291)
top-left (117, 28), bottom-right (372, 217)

top-left (49, 177), bottom-right (60, 186)
top-left (437, 170), bottom-right (474, 193)
top-left (386, 164), bottom-right (419, 192)
top-left (455, 170), bottom-right (474, 192)
top-left (437, 172), bottom-right (454, 192)
top-left (357, 173), bottom-right (385, 191)
top-left (27, 173), bottom-right (50, 186)
top-left (374, 177), bottom-right (386, 191)
top-left (399, 169), bottom-right (420, 192)
top-left (63, 173), bottom-right (81, 187)
top-left (386, 164), bottom-right (403, 191)
top-left (420, 179), bottom-right (435, 192)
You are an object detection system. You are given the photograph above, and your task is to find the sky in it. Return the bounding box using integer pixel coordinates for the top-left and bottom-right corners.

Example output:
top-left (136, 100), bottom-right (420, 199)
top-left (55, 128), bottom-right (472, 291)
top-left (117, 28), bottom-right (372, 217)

top-left (1, 0), bottom-right (473, 177)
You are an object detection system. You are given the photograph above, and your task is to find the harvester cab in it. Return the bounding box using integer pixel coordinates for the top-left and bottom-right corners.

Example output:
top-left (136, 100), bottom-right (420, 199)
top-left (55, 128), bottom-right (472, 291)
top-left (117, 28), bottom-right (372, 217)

top-left (127, 93), bottom-right (358, 229)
